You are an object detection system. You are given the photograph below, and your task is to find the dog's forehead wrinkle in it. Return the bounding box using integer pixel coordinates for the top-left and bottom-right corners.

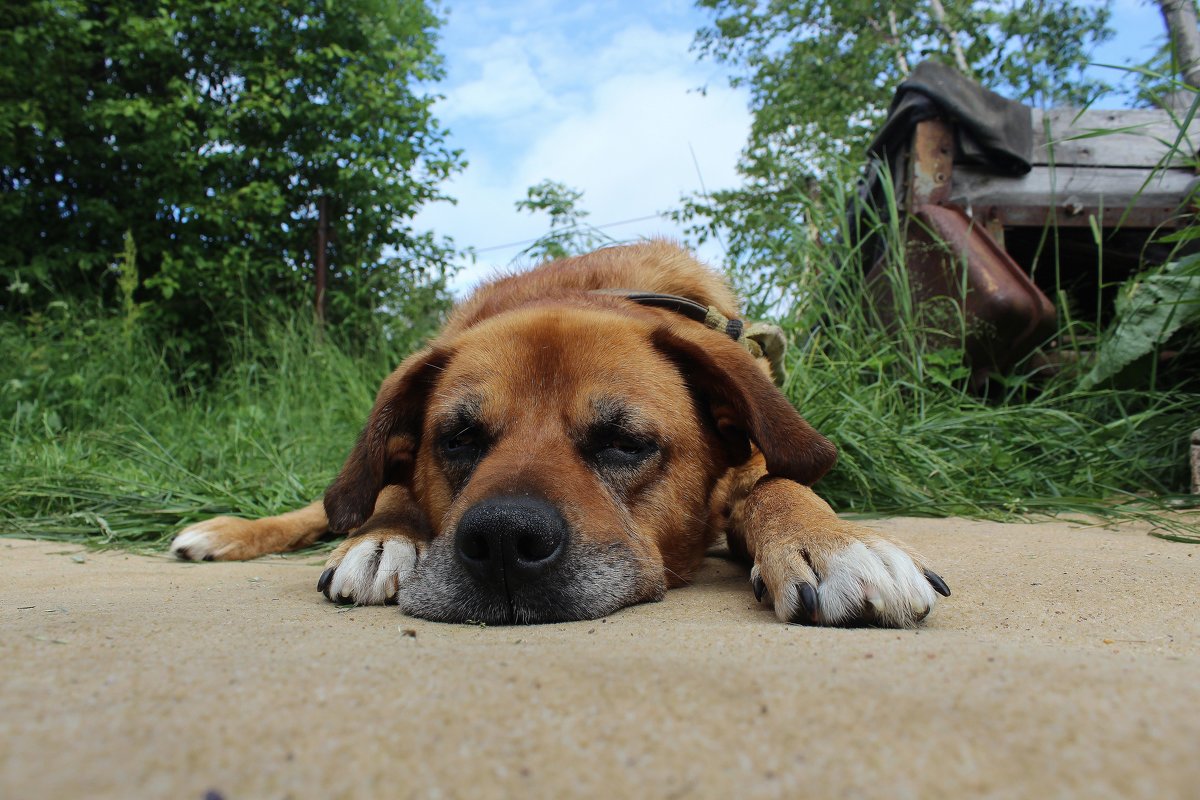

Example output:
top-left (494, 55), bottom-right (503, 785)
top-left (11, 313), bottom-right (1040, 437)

top-left (590, 395), bottom-right (634, 422)
top-left (447, 393), bottom-right (483, 419)
top-left (429, 392), bottom-right (493, 436)
top-left (587, 395), bottom-right (659, 432)
top-left (461, 303), bottom-right (658, 365)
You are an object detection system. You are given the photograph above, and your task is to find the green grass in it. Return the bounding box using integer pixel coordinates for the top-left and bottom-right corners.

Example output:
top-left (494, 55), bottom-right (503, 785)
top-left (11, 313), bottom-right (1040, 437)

top-left (716, 158), bottom-right (1200, 541)
top-left (1, 307), bottom-right (396, 550)
top-left (3, 162), bottom-right (1199, 548)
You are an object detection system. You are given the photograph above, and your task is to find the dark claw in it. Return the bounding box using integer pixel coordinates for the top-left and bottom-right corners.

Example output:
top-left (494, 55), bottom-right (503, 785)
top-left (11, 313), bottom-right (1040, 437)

top-left (175, 547), bottom-right (193, 561)
top-left (202, 554), bottom-right (214, 562)
top-left (798, 582), bottom-right (819, 620)
top-left (752, 573), bottom-right (766, 603)
top-left (924, 569), bottom-right (951, 597)
top-left (317, 567), bottom-right (335, 595)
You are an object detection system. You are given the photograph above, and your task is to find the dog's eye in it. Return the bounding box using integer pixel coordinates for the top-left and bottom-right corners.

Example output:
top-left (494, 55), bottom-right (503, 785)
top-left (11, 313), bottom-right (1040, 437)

top-left (590, 427), bottom-right (658, 467)
top-left (441, 428), bottom-right (484, 458)
top-left (603, 436), bottom-right (648, 455)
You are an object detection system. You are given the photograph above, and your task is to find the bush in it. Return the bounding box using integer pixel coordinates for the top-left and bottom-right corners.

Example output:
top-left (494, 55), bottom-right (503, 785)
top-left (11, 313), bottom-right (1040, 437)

top-left (0, 0), bottom-right (460, 370)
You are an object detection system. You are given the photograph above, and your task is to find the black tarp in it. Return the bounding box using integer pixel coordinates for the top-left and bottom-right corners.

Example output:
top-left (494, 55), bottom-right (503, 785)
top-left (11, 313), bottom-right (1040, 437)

top-left (867, 60), bottom-right (1033, 176)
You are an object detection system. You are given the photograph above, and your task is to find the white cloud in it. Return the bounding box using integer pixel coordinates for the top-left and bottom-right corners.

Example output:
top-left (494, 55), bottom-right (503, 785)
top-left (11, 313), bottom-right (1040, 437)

top-left (440, 44), bottom-right (555, 122)
top-left (511, 70), bottom-right (746, 229)
top-left (415, 6), bottom-right (750, 293)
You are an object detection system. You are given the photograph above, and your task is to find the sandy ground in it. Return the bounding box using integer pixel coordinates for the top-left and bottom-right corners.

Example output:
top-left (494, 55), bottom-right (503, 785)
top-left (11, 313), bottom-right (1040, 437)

top-left (2, 517), bottom-right (1199, 800)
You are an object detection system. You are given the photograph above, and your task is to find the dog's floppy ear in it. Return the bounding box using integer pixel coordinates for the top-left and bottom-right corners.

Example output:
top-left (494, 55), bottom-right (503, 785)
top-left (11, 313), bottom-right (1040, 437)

top-left (324, 347), bottom-right (449, 533)
top-left (651, 323), bottom-right (836, 485)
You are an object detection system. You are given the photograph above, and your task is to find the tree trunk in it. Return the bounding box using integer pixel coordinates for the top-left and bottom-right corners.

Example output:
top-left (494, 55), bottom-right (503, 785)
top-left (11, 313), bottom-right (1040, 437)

top-left (1159, 0), bottom-right (1200, 89)
top-left (315, 196), bottom-right (329, 327)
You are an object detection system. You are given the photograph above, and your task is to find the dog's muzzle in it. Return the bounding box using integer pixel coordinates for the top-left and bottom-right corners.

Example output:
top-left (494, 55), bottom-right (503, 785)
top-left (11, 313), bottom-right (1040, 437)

top-left (399, 494), bottom-right (651, 625)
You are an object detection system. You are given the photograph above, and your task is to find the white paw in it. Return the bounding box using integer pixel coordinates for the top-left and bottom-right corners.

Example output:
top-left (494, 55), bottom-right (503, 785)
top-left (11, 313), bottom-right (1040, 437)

top-left (753, 538), bottom-right (949, 628)
top-left (318, 536), bottom-right (418, 606)
top-left (171, 517), bottom-right (249, 561)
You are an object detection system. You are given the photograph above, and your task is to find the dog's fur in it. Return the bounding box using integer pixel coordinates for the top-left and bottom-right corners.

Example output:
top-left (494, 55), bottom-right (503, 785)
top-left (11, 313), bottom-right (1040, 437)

top-left (171, 241), bottom-right (948, 625)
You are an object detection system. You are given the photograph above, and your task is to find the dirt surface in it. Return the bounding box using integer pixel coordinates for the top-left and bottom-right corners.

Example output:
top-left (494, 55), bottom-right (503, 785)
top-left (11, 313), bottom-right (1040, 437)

top-left (3, 517), bottom-right (1199, 799)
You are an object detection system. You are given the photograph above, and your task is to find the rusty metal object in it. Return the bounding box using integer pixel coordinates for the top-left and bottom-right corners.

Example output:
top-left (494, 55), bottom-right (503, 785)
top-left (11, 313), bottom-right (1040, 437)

top-left (868, 114), bottom-right (1057, 374)
top-left (867, 205), bottom-right (1057, 372)
top-left (908, 119), bottom-right (954, 207)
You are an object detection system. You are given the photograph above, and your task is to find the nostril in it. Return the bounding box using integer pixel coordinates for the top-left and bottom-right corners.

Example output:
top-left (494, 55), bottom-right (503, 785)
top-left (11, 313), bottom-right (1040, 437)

top-left (514, 531), bottom-right (557, 563)
top-left (459, 532), bottom-right (490, 563)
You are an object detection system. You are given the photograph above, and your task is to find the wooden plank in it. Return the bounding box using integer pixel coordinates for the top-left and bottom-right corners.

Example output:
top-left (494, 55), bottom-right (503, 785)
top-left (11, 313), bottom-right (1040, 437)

top-left (950, 164), bottom-right (1198, 228)
top-left (1031, 108), bottom-right (1200, 168)
top-left (908, 119), bottom-right (955, 206)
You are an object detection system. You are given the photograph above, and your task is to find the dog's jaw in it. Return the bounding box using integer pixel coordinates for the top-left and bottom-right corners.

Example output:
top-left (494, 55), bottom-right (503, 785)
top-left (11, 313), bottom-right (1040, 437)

top-left (398, 534), bottom-right (663, 624)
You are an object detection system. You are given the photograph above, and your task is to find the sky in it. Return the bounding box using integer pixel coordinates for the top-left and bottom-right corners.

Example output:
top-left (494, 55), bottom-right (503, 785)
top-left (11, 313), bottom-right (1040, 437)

top-left (414, 0), bottom-right (1166, 294)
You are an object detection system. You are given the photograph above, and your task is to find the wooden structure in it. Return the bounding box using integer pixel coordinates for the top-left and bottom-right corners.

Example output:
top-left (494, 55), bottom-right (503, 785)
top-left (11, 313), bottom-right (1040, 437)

top-left (951, 108), bottom-right (1200, 233)
top-left (864, 77), bottom-right (1200, 380)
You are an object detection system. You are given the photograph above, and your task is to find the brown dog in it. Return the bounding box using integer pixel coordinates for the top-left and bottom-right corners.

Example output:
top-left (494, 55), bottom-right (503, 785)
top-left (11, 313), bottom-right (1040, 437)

top-left (171, 241), bottom-right (949, 626)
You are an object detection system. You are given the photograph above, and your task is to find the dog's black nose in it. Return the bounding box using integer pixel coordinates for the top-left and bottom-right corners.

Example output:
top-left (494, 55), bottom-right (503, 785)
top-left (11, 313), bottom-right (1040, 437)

top-left (454, 496), bottom-right (568, 592)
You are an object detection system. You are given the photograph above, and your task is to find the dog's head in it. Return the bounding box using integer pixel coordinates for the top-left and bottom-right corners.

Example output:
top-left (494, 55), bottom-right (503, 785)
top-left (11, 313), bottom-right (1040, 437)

top-left (325, 302), bottom-right (835, 623)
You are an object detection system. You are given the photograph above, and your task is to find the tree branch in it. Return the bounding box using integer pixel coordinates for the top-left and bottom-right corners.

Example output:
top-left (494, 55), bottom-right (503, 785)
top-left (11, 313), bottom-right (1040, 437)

top-left (928, 0), bottom-right (970, 75)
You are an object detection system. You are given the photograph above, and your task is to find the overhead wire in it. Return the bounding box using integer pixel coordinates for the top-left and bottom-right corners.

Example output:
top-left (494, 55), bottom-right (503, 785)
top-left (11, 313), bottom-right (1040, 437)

top-left (472, 213), bottom-right (665, 254)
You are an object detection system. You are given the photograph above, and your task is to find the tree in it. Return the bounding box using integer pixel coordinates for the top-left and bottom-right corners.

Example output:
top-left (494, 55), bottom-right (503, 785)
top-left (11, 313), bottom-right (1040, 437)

top-left (514, 180), bottom-right (614, 263)
top-left (1132, 1), bottom-right (1200, 108)
top-left (0, 0), bottom-right (460, 365)
top-left (680, 0), bottom-right (1113, 283)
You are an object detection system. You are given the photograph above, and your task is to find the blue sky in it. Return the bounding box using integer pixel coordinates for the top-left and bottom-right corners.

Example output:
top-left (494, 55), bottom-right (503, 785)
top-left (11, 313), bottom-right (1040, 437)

top-left (415, 0), bottom-right (1165, 292)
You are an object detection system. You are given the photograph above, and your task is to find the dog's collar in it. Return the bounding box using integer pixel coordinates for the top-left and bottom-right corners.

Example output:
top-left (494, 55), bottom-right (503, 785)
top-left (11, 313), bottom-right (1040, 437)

top-left (591, 290), bottom-right (788, 386)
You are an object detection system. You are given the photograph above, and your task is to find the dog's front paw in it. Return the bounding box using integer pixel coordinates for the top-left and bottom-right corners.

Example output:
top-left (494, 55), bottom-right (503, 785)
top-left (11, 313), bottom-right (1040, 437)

top-left (171, 517), bottom-right (258, 561)
top-left (318, 533), bottom-right (419, 606)
top-left (751, 530), bottom-right (950, 628)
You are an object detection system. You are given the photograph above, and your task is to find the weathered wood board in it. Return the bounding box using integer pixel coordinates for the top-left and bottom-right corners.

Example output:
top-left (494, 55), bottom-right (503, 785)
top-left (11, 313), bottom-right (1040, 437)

top-left (950, 108), bottom-right (1200, 228)
top-left (951, 165), bottom-right (1198, 228)
top-left (1031, 108), bottom-right (1200, 168)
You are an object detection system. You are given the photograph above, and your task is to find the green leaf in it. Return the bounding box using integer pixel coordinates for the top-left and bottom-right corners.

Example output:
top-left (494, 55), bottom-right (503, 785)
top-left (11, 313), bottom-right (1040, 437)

top-left (1080, 254), bottom-right (1200, 389)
